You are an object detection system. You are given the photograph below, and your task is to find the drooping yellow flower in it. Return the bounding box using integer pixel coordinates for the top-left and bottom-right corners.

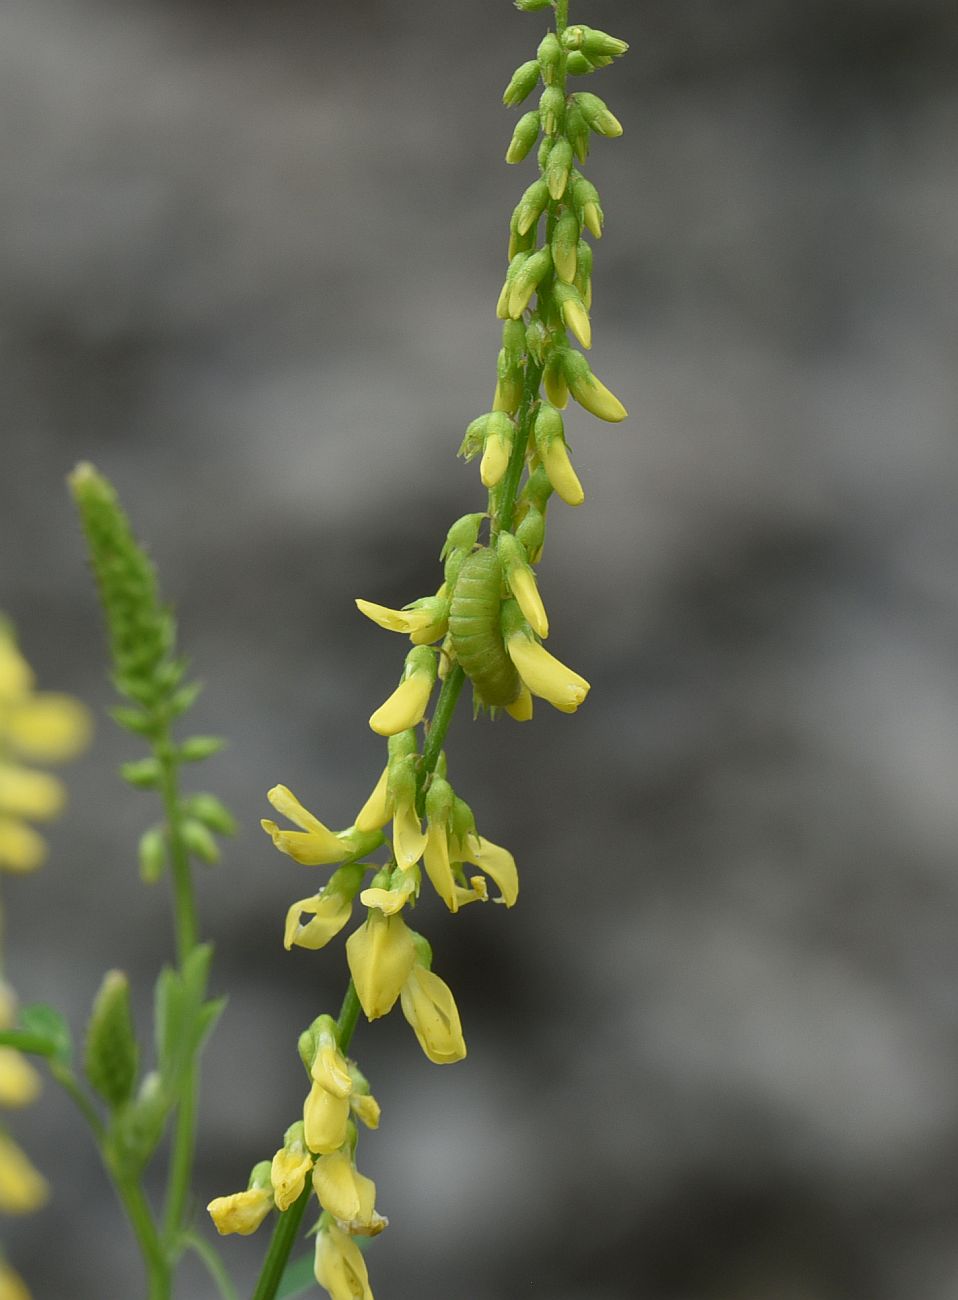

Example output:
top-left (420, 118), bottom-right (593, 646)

top-left (368, 647), bottom-right (437, 737)
top-left (387, 757), bottom-right (427, 873)
top-left (283, 863), bottom-right (365, 951)
top-left (311, 1150), bottom-right (379, 1229)
top-left (207, 1185), bottom-right (274, 1236)
top-left (0, 1258), bottom-right (30, 1300)
top-left (355, 595), bottom-right (448, 646)
top-left (354, 767), bottom-right (390, 834)
top-left (506, 632), bottom-right (589, 714)
top-left (346, 910), bottom-right (417, 1021)
top-left (0, 767), bottom-right (65, 821)
top-left (454, 834), bottom-right (519, 908)
top-left (314, 1221), bottom-right (374, 1300)
top-left (0, 1051), bottom-right (40, 1109)
top-left (0, 1133), bottom-right (48, 1214)
top-left (400, 964), bottom-right (467, 1065)
top-left (270, 1122), bottom-right (313, 1212)
top-left (261, 786), bottom-right (349, 865)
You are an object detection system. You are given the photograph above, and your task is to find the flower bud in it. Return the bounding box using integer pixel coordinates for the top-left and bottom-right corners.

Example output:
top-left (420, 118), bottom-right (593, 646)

top-left (480, 411), bottom-right (516, 488)
top-left (534, 403), bottom-right (584, 506)
top-left (536, 32), bottom-right (562, 85)
top-left (560, 24), bottom-right (629, 59)
top-left (508, 245), bottom-right (552, 319)
top-left (573, 91), bottom-right (624, 138)
top-left (545, 138), bottom-right (573, 200)
top-left (84, 970), bottom-right (138, 1110)
top-left (497, 532), bottom-right (548, 638)
top-left (538, 85), bottom-right (565, 137)
top-left (386, 755), bottom-right (427, 871)
top-left (543, 349), bottom-right (569, 409)
top-left (554, 282), bottom-right (592, 349)
top-left (565, 98), bottom-right (590, 163)
top-left (502, 59), bottom-right (540, 107)
top-left (270, 1122), bottom-right (313, 1212)
top-left (514, 0), bottom-right (552, 8)
top-left (493, 347), bottom-right (523, 414)
top-left (524, 317), bottom-right (549, 364)
top-left (571, 174), bottom-right (604, 237)
top-left (496, 250), bottom-right (530, 319)
top-left (551, 211), bottom-right (579, 284)
top-left (512, 178), bottom-right (550, 237)
top-left (574, 237), bottom-right (593, 310)
top-left (441, 512), bottom-right (485, 560)
top-left (566, 50), bottom-right (596, 76)
top-left (505, 110), bottom-right (540, 164)
top-left (515, 502), bottom-right (546, 564)
top-left (458, 413), bottom-right (489, 460)
top-left (561, 349), bottom-right (628, 422)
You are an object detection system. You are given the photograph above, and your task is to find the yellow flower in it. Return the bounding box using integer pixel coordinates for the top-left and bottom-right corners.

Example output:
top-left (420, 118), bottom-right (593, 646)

top-left (270, 1123), bottom-right (313, 1212)
top-left (1, 695), bottom-right (91, 763)
top-left (346, 911), bottom-right (417, 1020)
top-left (314, 1221), bottom-right (374, 1300)
top-left (0, 1259), bottom-right (30, 1300)
top-left (0, 633), bottom-right (32, 702)
top-left (540, 437), bottom-right (585, 507)
top-left (283, 864), bottom-right (365, 951)
top-left (311, 1040), bottom-right (353, 1101)
top-left (261, 786), bottom-right (349, 865)
top-left (354, 767), bottom-right (390, 833)
top-left (355, 596), bottom-right (448, 646)
top-left (368, 647), bottom-right (437, 737)
top-left (0, 1133), bottom-right (48, 1214)
top-left (360, 865), bottom-right (419, 917)
top-left (0, 767), bottom-right (65, 821)
top-left (506, 632), bottom-right (589, 714)
top-left (311, 1151), bottom-right (379, 1228)
top-left (304, 1081), bottom-right (351, 1155)
top-left (207, 1184), bottom-right (274, 1236)
top-left (0, 1051), bottom-right (40, 1109)
top-left (0, 820), bottom-right (45, 874)
top-left (349, 1090), bottom-right (381, 1131)
top-left (400, 964), bottom-right (467, 1065)
top-left (454, 834), bottom-right (519, 908)
top-left (387, 757), bottom-right (427, 873)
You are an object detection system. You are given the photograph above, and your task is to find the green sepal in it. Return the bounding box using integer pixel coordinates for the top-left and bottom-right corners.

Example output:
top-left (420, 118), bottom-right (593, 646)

top-left (184, 792), bottom-right (237, 837)
top-left (565, 51), bottom-right (596, 76)
top-left (406, 928), bottom-right (433, 969)
top-left (177, 735), bottom-right (226, 762)
top-left (505, 111), bottom-right (540, 165)
top-left (138, 825), bottom-right (166, 884)
top-left (458, 414), bottom-right (489, 461)
top-left (538, 85), bottom-right (565, 136)
top-left (502, 59), bottom-right (540, 107)
top-left (84, 970), bottom-right (138, 1110)
top-left (515, 503), bottom-right (546, 561)
top-left (181, 817), bottom-right (220, 865)
top-left (565, 99), bottom-right (590, 163)
top-left (107, 1071), bottom-right (169, 1176)
top-left (545, 138), bottom-right (573, 200)
top-left (536, 32), bottom-right (562, 86)
top-left (560, 25), bottom-right (629, 59)
top-left (551, 211), bottom-right (579, 283)
top-left (120, 758), bottom-right (163, 790)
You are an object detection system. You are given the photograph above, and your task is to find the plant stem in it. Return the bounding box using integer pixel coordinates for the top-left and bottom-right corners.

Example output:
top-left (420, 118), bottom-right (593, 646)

top-left (336, 980), bottom-right (362, 1053)
top-left (182, 1230), bottom-right (241, 1300)
top-left (250, 1182), bottom-right (312, 1300)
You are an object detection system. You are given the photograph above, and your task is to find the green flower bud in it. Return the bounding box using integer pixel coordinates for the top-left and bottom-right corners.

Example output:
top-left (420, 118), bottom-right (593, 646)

top-left (560, 350), bottom-right (627, 422)
top-left (545, 138), bottom-right (573, 200)
top-left (178, 734), bottom-right (226, 762)
top-left (508, 245), bottom-right (552, 319)
top-left (525, 317), bottom-right (549, 363)
top-left (553, 282), bottom-right (591, 349)
top-left (181, 816), bottom-right (220, 865)
top-left (543, 349), bottom-right (570, 409)
top-left (538, 85), bottom-right (565, 137)
top-left (186, 792), bottom-right (237, 836)
top-left (512, 178), bottom-right (550, 237)
top-left (573, 91), bottom-right (624, 139)
top-left (502, 59), bottom-right (540, 107)
top-left (505, 110), bottom-right (540, 164)
top-left (508, 212), bottom-right (536, 261)
top-left (497, 532), bottom-right (548, 638)
top-left (536, 32), bottom-right (563, 85)
top-left (496, 250), bottom-right (531, 319)
top-left (519, 464), bottom-right (554, 514)
top-left (571, 173), bottom-right (604, 237)
top-left (441, 513), bottom-right (485, 560)
top-left (84, 970), bottom-right (138, 1110)
top-left (459, 413), bottom-right (490, 461)
top-left (493, 347), bottom-right (523, 415)
top-left (502, 318), bottom-right (526, 361)
top-left (551, 210), bottom-right (579, 284)
top-left (515, 502), bottom-right (546, 563)
top-left (560, 25), bottom-right (629, 59)
top-left (138, 825), bottom-right (166, 884)
top-left (451, 796), bottom-right (477, 846)
top-left (536, 134), bottom-right (553, 172)
top-left (565, 98), bottom-right (590, 163)
top-left (120, 757), bottom-right (162, 789)
top-left (565, 51), bottom-right (596, 76)
top-left (425, 776), bottom-right (454, 829)
top-left (387, 728), bottom-right (419, 762)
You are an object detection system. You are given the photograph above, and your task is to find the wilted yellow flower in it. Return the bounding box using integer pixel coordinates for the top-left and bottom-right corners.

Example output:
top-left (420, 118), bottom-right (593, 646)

top-left (261, 785), bottom-right (349, 865)
top-left (207, 1184), bottom-right (273, 1236)
top-left (346, 910), bottom-right (417, 1021)
top-left (0, 1133), bottom-right (48, 1214)
top-left (314, 1221), bottom-right (374, 1300)
top-left (400, 964), bottom-right (467, 1065)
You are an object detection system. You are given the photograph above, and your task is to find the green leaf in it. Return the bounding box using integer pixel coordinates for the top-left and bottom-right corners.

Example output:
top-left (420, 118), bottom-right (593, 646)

top-left (276, 1252), bottom-right (317, 1299)
top-left (153, 945), bottom-right (223, 1099)
top-left (84, 971), bottom-right (138, 1110)
top-left (19, 1003), bottom-right (72, 1065)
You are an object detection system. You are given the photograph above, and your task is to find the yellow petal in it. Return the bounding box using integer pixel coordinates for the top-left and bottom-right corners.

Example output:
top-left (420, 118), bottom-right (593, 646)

top-left (504, 684), bottom-right (534, 722)
top-left (346, 911), bottom-right (417, 1021)
top-left (0, 634), bottom-right (33, 702)
top-left (311, 1043), bottom-right (353, 1100)
top-left (311, 1151), bottom-right (365, 1223)
top-left (207, 1185), bottom-right (273, 1236)
top-left (4, 695), bottom-right (92, 762)
top-left (400, 965), bottom-right (467, 1065)
top-left (284, 892), bottom-right (353, 951)
top-left (360, 867), bottom-right (418, 916)
top-left (506, 635), bottom-right (590, 714)
top-left (0, 1049), bottom-right (41, 1107)
top-left (354, 767), bottom-right (390, 833)
top-left (391, 800), bottom-right (427, 872)
top-left (303, 1081), bottom-right (351, 1155)
top-left (0, 819), bottom-right (46, 873)
top-left (479, 432), bottom-right (511, 488)
top-left (561, 299), bottom-right (592, 350)
top-left (541, 440), bottom-right (585, 507)
top-left (368, 671), bottom-right (434, 737)
top-left (506, 567), bottom-right (549, 638)
top-left (314, 1222), bottom-right (373, 1300)
top-left (270, 1146), bottom-right (313, 1212)
top-left (423, 822), bottom-right (458, 912)
top-left (0, 1134), bottom-right (48, 1214)
top-left (350, 1091), bottom-right (381, 1131)
top-left (569, 372), bottom-right (627, 423)
top-left (0, 1259), bottom-right (31, 1300)
top-left (0, 767), bottom-right (65, 821)
top-left (458, 835), bottom-right (519, 907)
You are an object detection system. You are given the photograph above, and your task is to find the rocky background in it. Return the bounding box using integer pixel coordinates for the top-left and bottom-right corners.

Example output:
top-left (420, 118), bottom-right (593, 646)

top-left (1, 0), bottom-right (957, 1296)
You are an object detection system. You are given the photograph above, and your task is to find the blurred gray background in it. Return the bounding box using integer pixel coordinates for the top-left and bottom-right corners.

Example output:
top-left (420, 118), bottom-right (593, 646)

top-left (1, 0), bottom-right (957, 1296)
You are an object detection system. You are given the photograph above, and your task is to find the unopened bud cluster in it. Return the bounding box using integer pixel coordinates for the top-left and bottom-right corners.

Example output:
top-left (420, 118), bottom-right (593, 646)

top-left (210, 6), bottom-right (627, 1297)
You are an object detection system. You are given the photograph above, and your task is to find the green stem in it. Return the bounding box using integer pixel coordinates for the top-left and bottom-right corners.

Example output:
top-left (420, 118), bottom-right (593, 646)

top-left (420, 665), bottom-right (466, 783)
top-left (250, 1182), bottom-right (312, 1300)
top-left (182, 1230), bottom-right (240, 1300)
top-left (162, 1067), bottom-right (198, 1244)
top-left (555, 0), bottom-right (569, 38)
top-left (336, 980), bottom-right (363, 1054)
top-left (493, 360), bottom-right (544, 538)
